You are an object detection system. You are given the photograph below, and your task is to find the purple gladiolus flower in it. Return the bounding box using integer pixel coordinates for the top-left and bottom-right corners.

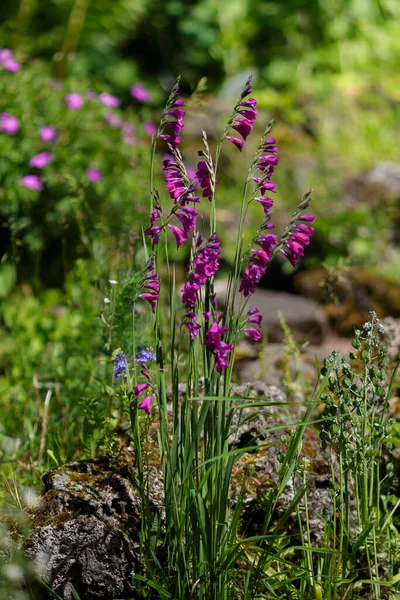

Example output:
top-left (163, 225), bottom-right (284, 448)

top-left (168, 224), bottom-right (188, 248)
top-left (227, 77), bottom-right (257, 151)
top-left (226, 136), bottom-right (244, 152)
top-left (245, 328), bottom-right (262, 344)
top-left (160, 88), bottom-right (186, 149)
top-left (1, 113), bottom-right (19, 134)
top-left (131, 83), bottom-right (150, 102)
top-left (138, 394), bottom-right (156, 415)
top-left (139, 262), bottom-right (160, 311)
top-left (281, 210), bottom-right (315, 267)
top-left (20, 175), bottom-right (43, 191)
top-left (86, 168), bottom-right (102, 183)
top-left (143, 122), bottom-right (157, 137)
top-left (113, 352), bottom-right (128, 378)
top-left (99, 92), bottom-right (120, 108)
top-left (247, 306), bottom-right (263, 326)
top-left (297, 213), bottom-right (315, 222)
top-left (204, 320), bottom-right (233, 374)
top-left (64, 93), bottom-right (84, 110)
top-left (238, 131), bottom-right (281, 296)
top-left (133, 383), bottom-right (150, 397)
top-left (40, 126), bottom-right (57, 142)
top-left (196, 160), bottom-right (214, 201)
top-left (163, 157), bottom-right (199, 204)
top-left (29, 152), bottom-right (52, 169)
top-left (183, 312), bottom-right (202, 340)
top-left (181, 234), bottom-right (221, 309)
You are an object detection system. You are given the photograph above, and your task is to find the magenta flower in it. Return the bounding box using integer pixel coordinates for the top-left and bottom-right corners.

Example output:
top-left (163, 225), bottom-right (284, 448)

top-left (138, 394), bottom-right (156, 415)
top-left (3, 58), bottom-right (20, 72)
top-left (181, 234), bottom-right (221, 309)
top-left (183, 312), bottom-right (202, 340)
top-left (245, 328), bottom-right (262, 344)
top-left (0, 49), bottom-right (20, 72)
top-left (40, 126), bottom-right (57, 142)
top-left (281, 214), bottom-right (315, 268)
top-left (29, 152), bottom-right (52, 169)
top-left (168, 224), bottom-right (188, 249)
top-left (204, 320), bottom-right (233, 374)
top-left (133, 383), bottom-right (150, 397)
top-left (227, 77), bottom-right (257, 151)
top-left (247, 306), bottom-right (263, 326)
top-left (238, 134), bottom-right (281, 296)
top-left (163, 157), bottom-right (198, 204)
top-left (1, 113), bottom-right (19, 135)
top-left (160, 89), bottom-right (186, 149)
top-left (64, 93), bottom-right (84, 110)
top-left (99, 92), bottom-right (120, 108)
top-left (20, 175), bottom-right (43, 191)
top-left (226, 136), bottom-right (244, 152)
top-left (0, 49), bottom-right (12, 62)
top-left (139, 262), bottom-right (160, 311)
top-left (196, 160), bottom-right (214, 201)
top-left (143, 122), bottom-right (157, 137)
top-left (86, 168), bottom-right (102, 183)
top-left (145, 157), bottom-right (199, 248)
top-left (131, 83), bottom-right (150, 102)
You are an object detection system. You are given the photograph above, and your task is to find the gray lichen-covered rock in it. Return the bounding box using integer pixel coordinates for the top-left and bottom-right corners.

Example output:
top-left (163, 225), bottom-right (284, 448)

top-left (228, 383), bottom-right (342, 542)
top-left (27, 453), bottom-right (163, 600)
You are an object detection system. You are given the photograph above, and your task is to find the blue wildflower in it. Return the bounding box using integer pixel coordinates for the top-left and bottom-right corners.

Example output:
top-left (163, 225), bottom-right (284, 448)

top-left (135, 347), bottom-right (156, 364)
top-left (113, 352), bottom-right (128, 378)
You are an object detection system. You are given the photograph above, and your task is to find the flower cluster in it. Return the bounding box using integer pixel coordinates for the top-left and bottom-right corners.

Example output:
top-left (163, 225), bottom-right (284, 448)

top-left (281, 212), bottom-right (315, 267)
top-left (226, 77), bottom-right (257, 152)
top-left (99, 92), bottom-right (120, 108)
top-left (204, 320), bottom-right (233, 373)
top-left (145, 156), bottom-right (199, 248)
top-left (239, 136), bottom-right (280, 297)
top-left (181, 234), bottom-right (220, 310)
top-left (65, 93), bottom-right (84, 110)
top-left (0, 48), bottom-right (20, 72)
top-left (40, 126), bottom-right (57, 142)
top-left (160, 85), bottom-right (185, 149)
top-left (133, 383), bottom-right (156, 415)
top-left (139, 257), bottom-right (160, 311)
top-left (195, 157), bottom-right (214, 201)
top-left (113, 352), bottom-right (128, 378)
top-left (244, 306), bottom-right (263, 344)
top-left (29, 152), bottom-right (52, 169)
top-left (1, 113), bottom-right (19, 135)
top-left (87, 168), bottom-right (102, 183)
top-left (135, 348), bottom-right (157, 363)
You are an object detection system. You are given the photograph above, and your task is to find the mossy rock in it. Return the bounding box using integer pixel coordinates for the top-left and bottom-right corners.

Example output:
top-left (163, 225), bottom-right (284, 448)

top-left (27, 451), bottom-right (163, 600)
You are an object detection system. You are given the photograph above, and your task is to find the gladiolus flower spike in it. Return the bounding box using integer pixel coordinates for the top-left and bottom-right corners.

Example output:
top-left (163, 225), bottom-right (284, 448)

top-left (159, 79), bottom-right (186, 149)
top-left (138, 258), bottom-right (160, 311)
top-left (225, 75), bottom-right (257, 152)
top-left (280, 192), bottom-right (315, 268)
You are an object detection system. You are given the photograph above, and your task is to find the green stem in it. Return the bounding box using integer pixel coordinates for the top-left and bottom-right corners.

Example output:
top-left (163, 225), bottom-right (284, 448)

top-left (57, 0), bottom-right (93, 78)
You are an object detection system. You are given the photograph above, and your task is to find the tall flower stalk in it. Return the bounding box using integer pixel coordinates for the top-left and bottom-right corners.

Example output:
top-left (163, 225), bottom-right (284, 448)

top-left (125, 77), bottom-right (320, 599)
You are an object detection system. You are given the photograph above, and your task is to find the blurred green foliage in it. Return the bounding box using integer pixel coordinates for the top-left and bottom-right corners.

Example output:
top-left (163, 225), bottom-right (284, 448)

top-left (1, 0), bottom-right (400, 92)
